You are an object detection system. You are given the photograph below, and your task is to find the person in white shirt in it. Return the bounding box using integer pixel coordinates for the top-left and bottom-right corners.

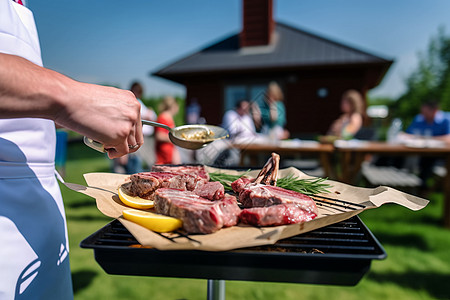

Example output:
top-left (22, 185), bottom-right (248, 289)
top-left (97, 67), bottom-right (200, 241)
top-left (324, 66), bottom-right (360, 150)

top-left (222, 100), bottom-right (259, 141)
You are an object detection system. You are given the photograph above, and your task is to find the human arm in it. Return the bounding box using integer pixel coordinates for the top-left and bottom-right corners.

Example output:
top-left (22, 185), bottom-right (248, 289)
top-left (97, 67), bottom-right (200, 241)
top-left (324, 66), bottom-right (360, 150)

top-left (274, 101), bottom-right (286, 127)
top-left (250, 102), bottom-right (262, 130)
top-left (0, 53), bottom-right (142, 158)
top-left (222, 111), bottom-right (238, 137)
top-left (327, 116), bottom-right (344, 136)
top-left (342, 113), bottom-right (363, 137)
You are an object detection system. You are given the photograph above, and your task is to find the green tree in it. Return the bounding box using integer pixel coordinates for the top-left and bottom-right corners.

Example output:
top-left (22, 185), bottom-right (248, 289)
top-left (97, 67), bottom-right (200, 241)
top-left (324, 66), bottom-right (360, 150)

top-left (393, 27), bottom-right (450, 126)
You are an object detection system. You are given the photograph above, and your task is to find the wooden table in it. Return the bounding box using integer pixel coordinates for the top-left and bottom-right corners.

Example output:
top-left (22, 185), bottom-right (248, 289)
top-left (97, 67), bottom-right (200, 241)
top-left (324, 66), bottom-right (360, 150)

top-left (335, 141), bottom-right (450, 228)
top-left (231, 141), bottom-right (335, 178)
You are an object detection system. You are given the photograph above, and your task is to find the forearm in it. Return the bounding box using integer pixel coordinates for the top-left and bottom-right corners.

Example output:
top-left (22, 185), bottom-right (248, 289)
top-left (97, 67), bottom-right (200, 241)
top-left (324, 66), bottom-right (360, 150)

top-left (0, 53), bottom-right (143, 158)
top-left (434, 135), bottom-right (450, 143)
top-left (155, 131), bottom-right (171, 143)
top-left (0, 53), bottom-right (67, 119)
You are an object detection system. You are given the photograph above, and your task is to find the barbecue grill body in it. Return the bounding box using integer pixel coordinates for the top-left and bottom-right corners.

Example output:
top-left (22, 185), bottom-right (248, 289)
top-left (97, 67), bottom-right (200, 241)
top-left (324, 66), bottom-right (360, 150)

top-left (81, 216), bottom-right (386, 286)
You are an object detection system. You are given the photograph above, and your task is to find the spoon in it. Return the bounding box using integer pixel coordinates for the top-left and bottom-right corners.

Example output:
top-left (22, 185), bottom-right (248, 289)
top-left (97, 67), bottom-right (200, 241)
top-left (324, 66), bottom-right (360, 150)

top-left (83, 120), bottom-right (229, 153)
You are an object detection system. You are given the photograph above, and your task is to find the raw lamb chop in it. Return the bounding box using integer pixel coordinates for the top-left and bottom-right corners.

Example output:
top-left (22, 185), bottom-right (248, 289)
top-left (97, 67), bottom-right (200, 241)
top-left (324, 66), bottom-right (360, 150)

top-left (233, 153), bottom-right (318, 226)
top-left (126, 171), bottom-right (224, 200)
top-left (231, 152), bottom-right (280, 193)
top-left (151, 165), bottom-right (210, 181)
top-left (239, 204), bottom-right (316, 226)
top-left (127, 172), bottom-right (205, 199)
top-left (153, 188), bottom-right (241, 234)
top-left (238, 184), bottom-right (318, 214)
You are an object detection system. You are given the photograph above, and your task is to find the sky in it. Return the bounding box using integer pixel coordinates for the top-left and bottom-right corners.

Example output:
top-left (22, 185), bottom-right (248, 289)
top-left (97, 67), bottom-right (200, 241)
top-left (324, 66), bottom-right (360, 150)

top-left (28, 0), bottom-right (450, 99)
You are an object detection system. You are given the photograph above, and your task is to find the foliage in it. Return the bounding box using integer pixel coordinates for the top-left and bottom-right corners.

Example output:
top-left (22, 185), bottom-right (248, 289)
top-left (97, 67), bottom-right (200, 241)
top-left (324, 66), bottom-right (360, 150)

top-left (209, 172), bottom-right (332, 195)
top-left (393, 27), bottom-right (450, 126)
top-left (141, 96), bottom-right (186, 126)
top-left (367, 96), bottom-right (395, 106)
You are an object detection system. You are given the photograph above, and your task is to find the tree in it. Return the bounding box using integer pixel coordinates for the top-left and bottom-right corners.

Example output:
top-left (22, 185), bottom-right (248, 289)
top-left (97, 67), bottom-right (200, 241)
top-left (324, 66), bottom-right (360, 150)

top-left (393, 27), bottom-right (450, 126)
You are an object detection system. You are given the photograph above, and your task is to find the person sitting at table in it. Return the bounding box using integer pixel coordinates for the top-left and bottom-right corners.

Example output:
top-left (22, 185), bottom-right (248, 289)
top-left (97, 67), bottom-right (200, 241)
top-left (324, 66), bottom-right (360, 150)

top-left (222, 99), bottom-right (261, 142)
top-left (259, 82), bottom-right (290, 140)
top-left (400, 100), bottom-right (450, 139)
top-left (326, 89), bottom-right (364, 141)
top-left (212, 100), bottom-right (264, 166)
top-left (399, 100), bottom-right (450, 187)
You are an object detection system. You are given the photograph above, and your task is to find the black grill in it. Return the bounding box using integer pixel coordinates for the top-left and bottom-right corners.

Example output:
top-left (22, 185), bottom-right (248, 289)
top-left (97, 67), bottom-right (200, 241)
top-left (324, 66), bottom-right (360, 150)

top-left (80, 215), bottom-right (386, 286)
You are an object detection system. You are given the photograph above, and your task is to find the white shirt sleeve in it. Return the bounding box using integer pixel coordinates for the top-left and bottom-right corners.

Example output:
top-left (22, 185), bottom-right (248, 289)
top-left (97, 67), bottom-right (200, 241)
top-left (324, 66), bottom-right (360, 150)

top-left (138, 99), bottom-right (156, 136)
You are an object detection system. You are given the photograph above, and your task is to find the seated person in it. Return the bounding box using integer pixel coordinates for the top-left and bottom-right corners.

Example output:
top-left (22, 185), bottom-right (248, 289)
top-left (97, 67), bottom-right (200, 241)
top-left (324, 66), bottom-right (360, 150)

top-left (324, 89), bottom-right (364, 141)
top-left (222, 100), bottom-right (260, 141)
top-left (259, 82), bottom-right (289, 139)
top-left (399, 100), bottom-right (450, 186)
top-left (402, 100), bottom-right (450, 139)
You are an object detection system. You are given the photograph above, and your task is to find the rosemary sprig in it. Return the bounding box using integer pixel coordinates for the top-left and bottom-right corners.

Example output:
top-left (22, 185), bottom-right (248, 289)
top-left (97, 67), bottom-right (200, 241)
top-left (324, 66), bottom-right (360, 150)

top-left (208, 172), bottom-right (331, 195)
top-left (209, 170), bottom-right (250, 191)
top-left (277, 175), bottom-right (331, 195)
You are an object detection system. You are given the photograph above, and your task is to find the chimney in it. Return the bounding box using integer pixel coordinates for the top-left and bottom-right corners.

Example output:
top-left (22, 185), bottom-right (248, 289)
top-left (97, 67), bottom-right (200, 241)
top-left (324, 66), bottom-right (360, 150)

top-left (240, 0), bottom-right (274, 47)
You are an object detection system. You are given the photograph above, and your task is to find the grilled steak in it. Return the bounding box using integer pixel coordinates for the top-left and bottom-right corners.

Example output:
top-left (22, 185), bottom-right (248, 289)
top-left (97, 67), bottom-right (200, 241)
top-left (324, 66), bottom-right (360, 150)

top-left (151, 165), bottom-right (210, 181)
top-left (240, 204), bottom-right (317, 226)
top-left (153, 188), bottom-right (240, 234)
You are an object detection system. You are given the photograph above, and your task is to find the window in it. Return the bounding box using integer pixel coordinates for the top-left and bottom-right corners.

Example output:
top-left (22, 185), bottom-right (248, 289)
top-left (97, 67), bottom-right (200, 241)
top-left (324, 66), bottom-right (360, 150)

top-left (224, 84), bottom-right (268, 111)
top-left (224, 85), bottom-right (247, 112)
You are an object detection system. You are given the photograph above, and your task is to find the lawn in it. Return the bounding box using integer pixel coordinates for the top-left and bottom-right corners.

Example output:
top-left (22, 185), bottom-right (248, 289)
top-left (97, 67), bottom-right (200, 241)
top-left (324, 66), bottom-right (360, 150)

top-left (61, 142), bottom-right (450, 300)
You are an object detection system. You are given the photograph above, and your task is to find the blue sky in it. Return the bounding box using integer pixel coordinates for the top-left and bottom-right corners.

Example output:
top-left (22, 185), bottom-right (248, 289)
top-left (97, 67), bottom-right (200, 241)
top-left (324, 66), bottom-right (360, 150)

top-left (29, 0), bottom-right (450, 99)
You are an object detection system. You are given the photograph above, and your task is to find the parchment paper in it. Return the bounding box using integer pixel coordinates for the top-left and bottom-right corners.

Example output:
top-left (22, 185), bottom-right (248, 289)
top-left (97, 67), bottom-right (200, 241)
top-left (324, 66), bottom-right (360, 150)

top-left (65, 166), bottom-right (428, 251)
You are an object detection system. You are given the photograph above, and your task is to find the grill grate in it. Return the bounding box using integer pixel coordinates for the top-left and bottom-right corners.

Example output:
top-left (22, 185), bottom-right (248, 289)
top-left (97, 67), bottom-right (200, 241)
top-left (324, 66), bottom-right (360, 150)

top-left (81, 216), bottom-right (386, 286)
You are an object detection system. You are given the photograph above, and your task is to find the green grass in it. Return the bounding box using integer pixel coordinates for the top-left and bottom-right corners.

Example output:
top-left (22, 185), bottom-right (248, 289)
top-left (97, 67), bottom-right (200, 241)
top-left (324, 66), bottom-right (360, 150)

top-left (61, 143), bottom-right (450, 300)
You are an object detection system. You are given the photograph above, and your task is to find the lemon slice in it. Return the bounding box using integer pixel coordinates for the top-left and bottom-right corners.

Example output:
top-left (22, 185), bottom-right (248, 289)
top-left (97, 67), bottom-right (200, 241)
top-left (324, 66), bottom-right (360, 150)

top-left (118, 185), bottom-right (154, 209)
top-left (122, 209), bottom-right (183, 233)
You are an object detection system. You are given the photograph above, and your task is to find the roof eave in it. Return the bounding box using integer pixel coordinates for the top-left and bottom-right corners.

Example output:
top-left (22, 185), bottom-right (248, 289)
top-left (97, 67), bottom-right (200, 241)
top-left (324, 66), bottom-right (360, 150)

top-left (152, 60), bottom-right (393, 84)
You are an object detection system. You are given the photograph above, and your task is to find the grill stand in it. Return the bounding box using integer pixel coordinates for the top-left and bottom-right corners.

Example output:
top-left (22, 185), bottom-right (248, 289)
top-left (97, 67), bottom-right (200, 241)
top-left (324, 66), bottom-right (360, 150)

top-left (207, 279), bottom-right (225, 300)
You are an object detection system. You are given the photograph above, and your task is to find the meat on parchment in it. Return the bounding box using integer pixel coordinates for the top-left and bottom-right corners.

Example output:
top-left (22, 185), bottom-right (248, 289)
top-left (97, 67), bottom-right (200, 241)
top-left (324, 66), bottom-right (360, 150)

top-left (239, 204), bottom-right (317, 227)
top-left (151, 165), bottom-right (210, 181)
top-left (238, 184), bottom-right (318, 215)
top-left (232, 153), bottom-right (318, 226)
top-left (153, 188), bottom-right (241, 234)
top-left (126, 171), bottom-right (224, 200)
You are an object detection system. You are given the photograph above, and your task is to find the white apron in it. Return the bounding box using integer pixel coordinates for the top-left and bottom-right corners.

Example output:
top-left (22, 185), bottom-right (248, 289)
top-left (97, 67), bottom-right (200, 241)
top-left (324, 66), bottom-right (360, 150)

top-left (0, 1), bottom-right (73, 299)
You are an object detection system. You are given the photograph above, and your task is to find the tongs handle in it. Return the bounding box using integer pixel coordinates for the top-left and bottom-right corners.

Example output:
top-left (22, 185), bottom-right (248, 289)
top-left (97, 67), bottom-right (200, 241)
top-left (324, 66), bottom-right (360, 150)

top-left (83, 119), bottom-right (169, 153)
top-left (83, 136), bottom-right (106, 153)
top-left (141, 119), bottom-right (172, 131)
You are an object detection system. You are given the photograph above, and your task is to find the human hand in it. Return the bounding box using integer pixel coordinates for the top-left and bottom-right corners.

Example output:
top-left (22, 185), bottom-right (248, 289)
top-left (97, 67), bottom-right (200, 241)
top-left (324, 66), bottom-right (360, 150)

top-left (54, 81), bottom-right (143, 159)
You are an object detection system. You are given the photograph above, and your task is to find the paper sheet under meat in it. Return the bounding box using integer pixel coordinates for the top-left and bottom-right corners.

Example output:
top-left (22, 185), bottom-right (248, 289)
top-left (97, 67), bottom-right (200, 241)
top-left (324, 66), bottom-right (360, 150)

top-left (65, 167), bottom-right (428, 251)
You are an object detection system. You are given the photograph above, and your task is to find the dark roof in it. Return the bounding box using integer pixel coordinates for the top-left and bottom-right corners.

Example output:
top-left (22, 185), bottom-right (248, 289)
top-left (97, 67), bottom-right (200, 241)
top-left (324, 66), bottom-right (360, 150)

top-left (153, 22), bottom-right (392, 79)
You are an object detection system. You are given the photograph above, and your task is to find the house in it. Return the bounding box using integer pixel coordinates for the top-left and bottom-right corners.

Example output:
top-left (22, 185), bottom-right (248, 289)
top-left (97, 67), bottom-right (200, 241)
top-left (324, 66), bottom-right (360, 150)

top-left (152, 0), bottom-right (393, 136)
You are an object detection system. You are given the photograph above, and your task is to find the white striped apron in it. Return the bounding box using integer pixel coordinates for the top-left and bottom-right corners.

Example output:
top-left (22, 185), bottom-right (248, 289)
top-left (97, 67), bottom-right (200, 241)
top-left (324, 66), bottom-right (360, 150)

top-left (0, 1), bottom-right (73, 299)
